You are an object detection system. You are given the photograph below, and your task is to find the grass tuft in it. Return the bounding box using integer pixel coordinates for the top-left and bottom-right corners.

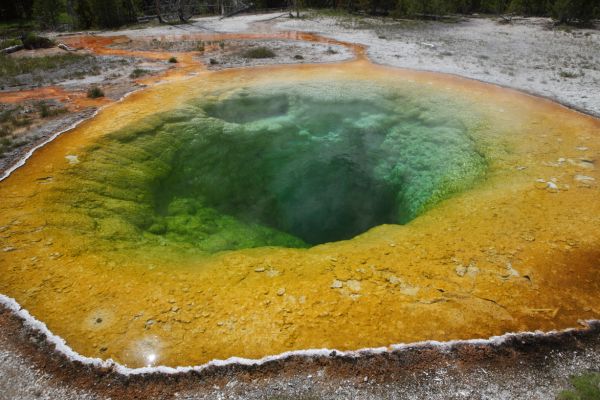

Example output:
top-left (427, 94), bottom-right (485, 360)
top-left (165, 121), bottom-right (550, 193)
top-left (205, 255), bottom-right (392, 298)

top-left (559, 372), bottom-right (600, 400)
top-left (0, 53), bottom-right (88, 79)
top-left (559, 70), bottom-right (579, 78)
top-left (87, 86), bottom-right (104, 98)
top-left (242, 47), bottom-right (276, 59)
top-left (22, 33), bottom-right (54, 50)
top-left (129, 68), bottom-right (149, 79)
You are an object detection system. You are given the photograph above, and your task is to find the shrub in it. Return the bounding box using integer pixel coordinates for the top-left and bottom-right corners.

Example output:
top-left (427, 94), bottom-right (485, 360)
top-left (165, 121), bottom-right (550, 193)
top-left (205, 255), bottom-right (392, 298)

top-left (294, 54), bottom-right (304, 60)
top-left (36, 101), bottom-right (67, 118)
top-left (209, 58), bottom-right (218, 65)
top-left (129, 68), bottom-right (149, 79)
top-left (558, 372), bottom-right (600, 400)
top-left (559, 70), bottom-right (579, 78)
top-left (168, 56), bottom-right (178, 63)
top-left (242, 47), bottom-right (276, 59)
top-left (87, 86), bottom-right (104, 98)
top-left (0, 38), bottom-right (23, 49)
top-left (22, 33), bottom-right (54, 50)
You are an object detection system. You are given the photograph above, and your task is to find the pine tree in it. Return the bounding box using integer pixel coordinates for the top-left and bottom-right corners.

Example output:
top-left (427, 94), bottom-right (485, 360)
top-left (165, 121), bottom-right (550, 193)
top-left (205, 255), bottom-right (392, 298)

top-left (32, 0), bottom-right (65, 28)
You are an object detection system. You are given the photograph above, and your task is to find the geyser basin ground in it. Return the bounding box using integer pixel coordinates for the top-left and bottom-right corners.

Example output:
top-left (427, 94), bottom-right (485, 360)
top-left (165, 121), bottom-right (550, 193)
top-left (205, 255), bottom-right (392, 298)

top-left (0, 61), bottom-right (599, 368)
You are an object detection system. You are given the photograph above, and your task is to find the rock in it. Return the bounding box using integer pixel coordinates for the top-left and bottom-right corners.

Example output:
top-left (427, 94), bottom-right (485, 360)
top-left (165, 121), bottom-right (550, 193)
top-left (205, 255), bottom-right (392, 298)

top-left (400, 286), bottom-right (420, 296)
top-left (2, 246), bottom-right (15, 252)
top-left (546, 181), bottom-right (559, 192)
top-left (574, 175), bottom-right (595, 182)
top-left (346, 280), bottom-right (361, 291)
top-left (467, 262), bottom-right (479, 277)
top-left (455, 265), bottom-right (467, 277)
top-left (65, 154), bottom-right (79, 164)
top-left (331, 279), bottom-right (343, 289)
top-left (277, 288), bottom-right (286, 296)
top-left (254, 267), bottom-right (266, 272)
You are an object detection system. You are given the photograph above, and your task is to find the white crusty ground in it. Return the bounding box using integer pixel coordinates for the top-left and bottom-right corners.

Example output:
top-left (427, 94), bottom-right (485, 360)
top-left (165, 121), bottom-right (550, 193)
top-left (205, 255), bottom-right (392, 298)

top-left (275, 14), bottom-right (600, 117)
top-left (101, 13), bottom-right (600, 117)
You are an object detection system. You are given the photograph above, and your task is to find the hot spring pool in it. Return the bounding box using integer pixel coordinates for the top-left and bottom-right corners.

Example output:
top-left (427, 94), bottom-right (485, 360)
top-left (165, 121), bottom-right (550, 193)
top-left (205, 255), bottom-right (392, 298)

top-left (0, 61), bottom-right (598, 368)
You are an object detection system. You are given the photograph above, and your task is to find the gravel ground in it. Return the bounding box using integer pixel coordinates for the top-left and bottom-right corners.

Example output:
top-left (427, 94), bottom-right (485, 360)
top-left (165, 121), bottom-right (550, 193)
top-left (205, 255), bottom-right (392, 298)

top-left (0, 108), bottom-right (96, 176)
top-left (1, 302), bottom-right (599, 399)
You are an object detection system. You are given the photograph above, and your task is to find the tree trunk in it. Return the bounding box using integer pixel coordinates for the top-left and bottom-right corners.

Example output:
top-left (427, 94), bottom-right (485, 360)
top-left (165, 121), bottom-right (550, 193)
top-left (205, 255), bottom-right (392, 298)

top-left (155, 0), bottom-right (164, 22)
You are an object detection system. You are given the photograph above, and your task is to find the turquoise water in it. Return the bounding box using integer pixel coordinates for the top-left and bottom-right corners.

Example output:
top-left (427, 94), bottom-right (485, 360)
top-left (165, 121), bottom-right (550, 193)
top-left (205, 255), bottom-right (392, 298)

top-left (55, 81), bottom-right (488, 253)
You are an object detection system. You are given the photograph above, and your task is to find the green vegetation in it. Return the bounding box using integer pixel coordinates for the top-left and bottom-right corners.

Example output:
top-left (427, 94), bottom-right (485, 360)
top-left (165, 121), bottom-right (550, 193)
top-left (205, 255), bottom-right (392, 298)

top-left (242, 47), bottom-right (276, 59)
top-left (168, 56), bottom-right (178, 63)
top-left (559, 70), bottom-right (580, 78)
top-left (1, 0), bottom-right (137, 30)
top-left (304, 0), bottom-right (600, 24)
top-left (32, 0), bottom-right (64, 28)
top-left (0, 108), bottom-right (32, 151)
top-left (36, 101), bottom-right (67, 117)
top-left (559, 372), bottom-right (600, 400)
top-left (0, 53), bottom-right (86, 78)
top-left (2, 0), bottom-right (598, 30)
top-left (87, 86), bottom-right (104, 98)
top-left (0, 101), bottom-right (65, 156)
top-left (0, 38), bottom-right (23, 49)
top-left (129, 68), bottom-right (149, 78)
top-left (22, 32), bottom-right (54, 49)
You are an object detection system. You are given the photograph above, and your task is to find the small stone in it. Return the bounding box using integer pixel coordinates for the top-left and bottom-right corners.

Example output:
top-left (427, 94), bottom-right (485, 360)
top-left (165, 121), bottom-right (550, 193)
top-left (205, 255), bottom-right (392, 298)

top-left (467, 262), bottom-right (479, 276)
top-left (546, 181), bottom-right (559, 192)
top-left (331, 279), bottom-right (343, 289)
top-left (254, 267), bottom-right (265, 272)
top-left (574, 175), bottom-right (595, 182)
top-left (400, 286), bottom-right (420, 296)
top-left (65, 154), bottom-right (79, 164)
top-left (455, 265), bottom-right (467, 277)
top-left (346, 280), bottom-right (361, 292)
top-left (277, 288), bottom-right (286, 296)
top-left (2, 247), bottom-right (15, 252)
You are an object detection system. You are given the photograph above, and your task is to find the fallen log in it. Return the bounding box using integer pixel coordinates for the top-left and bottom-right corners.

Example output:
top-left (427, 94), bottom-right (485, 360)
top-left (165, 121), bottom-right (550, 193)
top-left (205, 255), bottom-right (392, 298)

top-left (1, 44), bottom-right (24, 55)
top-left (57, 43), bottom-right (77, 51)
